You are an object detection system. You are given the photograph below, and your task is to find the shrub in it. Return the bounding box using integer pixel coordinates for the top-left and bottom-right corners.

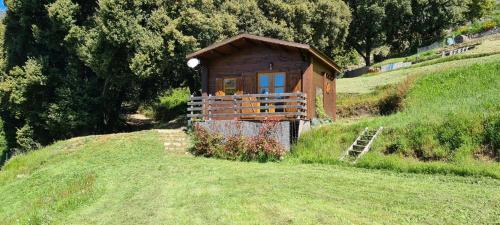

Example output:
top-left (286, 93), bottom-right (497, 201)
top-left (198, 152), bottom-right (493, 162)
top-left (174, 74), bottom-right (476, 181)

top-left (245, 121), bottom-right (286, 162)
top-left (223, 135), bottom-right (248, 160)
top-left (456, 26), bottom-right (470, 35)
top-left (15, 124), bottom-right (41, 154)
top-left (191, 124), bottom-right (223, 157)
top-left (403, 123), bottom-right (441, 160)
top-left (482, 113), bottom-right (500, 161)
top-left (436, 114), bottom-right (483, 154)
top-left (315, 94), bottom-right (329, 119)
top-left (453, 20), bottom-right (497, 36)
top-left (377, 76), bottom-right (415, 115)
top-left (151, 87), bottom-right (190, 122)
top-left (0, 119), bottom-right (7, 166)
top-left (190, 120), bottom-right (286, 162)
top-left (479, 20), bottom-right (497, 32)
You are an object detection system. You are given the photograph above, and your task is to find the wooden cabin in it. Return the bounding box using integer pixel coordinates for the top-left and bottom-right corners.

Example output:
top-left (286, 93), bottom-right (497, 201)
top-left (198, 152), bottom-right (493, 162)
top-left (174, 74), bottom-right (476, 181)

top-left (186, 34), bottom-right (341, 122)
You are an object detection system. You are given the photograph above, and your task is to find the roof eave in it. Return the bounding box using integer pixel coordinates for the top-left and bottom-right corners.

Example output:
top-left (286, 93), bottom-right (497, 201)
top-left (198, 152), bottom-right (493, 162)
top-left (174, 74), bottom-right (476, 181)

top-left (185, 33), bottom-right (342, 73)
top-left (308, 47), bottom-right (342, 73)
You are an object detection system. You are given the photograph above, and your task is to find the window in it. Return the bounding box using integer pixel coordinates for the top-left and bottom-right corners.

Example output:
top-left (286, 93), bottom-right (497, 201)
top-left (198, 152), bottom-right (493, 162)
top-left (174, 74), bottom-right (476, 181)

top-left (259, 75), bottom-right (270, 94)
top-left (258, 73), bottom-right (286, 93)
top-left (274, 74), bottom-right (285, 94)
top-left (224, 78), bottom-right (237, 95)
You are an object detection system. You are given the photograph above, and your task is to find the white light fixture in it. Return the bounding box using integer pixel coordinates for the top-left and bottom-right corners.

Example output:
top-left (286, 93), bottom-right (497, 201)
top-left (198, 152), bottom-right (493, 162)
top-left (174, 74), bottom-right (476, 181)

top-left (187, 58), bottom-right (200, 68)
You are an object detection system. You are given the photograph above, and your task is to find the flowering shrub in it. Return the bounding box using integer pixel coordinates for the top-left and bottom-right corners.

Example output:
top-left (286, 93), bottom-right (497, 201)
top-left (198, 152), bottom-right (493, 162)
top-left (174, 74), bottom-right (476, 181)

top-left (190, 120), bottom-right (286, 162)
top-left (191, 124), bottom-right (224, 157)
top-left (244, 120), bottom-right (286, 162)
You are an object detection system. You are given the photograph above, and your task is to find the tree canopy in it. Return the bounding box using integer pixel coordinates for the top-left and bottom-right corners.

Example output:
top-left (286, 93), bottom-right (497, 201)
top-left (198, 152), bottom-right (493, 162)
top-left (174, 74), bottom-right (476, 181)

top-left (0, 0), bottom-right (352, 153)
top-left (346, 0), bottom-right (478, 65)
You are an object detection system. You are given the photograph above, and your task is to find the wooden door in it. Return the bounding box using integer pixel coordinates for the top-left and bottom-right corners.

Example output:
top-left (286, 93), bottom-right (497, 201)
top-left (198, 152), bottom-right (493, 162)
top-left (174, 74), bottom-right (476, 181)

top-left (286, 71), bottom-right (302, 113)
top-left (241, 73), bottom-right (259, 116)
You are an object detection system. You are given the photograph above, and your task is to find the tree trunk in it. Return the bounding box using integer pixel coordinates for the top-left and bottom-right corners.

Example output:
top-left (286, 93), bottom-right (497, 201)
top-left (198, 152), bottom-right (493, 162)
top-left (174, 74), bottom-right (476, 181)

top-left (365, 38), bottom-right (372, 66)
top-left (363, 53), bottom-right (371, 67)
top-left (352, 41), bottom-right (372, 66)
top-left (97, 78), bottom-right (126, 133)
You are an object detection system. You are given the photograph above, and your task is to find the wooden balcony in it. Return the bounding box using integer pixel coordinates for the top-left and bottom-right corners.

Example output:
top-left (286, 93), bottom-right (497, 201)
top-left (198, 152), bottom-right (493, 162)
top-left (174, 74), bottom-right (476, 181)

top-left (187, 92), bottom-right (307, 121)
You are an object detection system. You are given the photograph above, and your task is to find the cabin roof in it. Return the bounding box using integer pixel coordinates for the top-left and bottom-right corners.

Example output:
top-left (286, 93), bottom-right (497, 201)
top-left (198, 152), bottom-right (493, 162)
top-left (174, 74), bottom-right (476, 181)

top-left (186, 34), bottom-right (341, 73)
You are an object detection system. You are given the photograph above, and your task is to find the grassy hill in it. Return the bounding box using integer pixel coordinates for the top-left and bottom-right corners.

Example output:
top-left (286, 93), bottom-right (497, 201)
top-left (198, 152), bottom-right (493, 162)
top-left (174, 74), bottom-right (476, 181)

top-left (1, 35), bottom-right (499, 225)
top-left (292, 53), bottom-right (500, 178)
top-left (0, 131), bottom-right (499, 224)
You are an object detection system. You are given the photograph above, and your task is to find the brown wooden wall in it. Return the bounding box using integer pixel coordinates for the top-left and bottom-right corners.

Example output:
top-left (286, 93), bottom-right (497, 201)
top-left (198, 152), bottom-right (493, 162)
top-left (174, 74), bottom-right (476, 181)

top-left (312, 58), bottom-right (337, 120)
top-left (202, 45), bottom-right (309, 96)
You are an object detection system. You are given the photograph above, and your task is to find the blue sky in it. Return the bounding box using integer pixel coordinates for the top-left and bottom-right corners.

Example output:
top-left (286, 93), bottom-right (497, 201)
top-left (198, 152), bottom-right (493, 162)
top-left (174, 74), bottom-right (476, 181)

top-left (0, 1), bottom-right (6, 12)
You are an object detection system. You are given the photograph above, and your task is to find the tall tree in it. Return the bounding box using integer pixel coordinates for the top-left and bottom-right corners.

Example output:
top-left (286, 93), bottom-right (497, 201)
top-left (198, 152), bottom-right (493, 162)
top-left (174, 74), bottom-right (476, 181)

top-left (408, 0), bottom-right (467, 48)
top-left (464, 0), bottom-right (496, 22)
top-left (346, 0), bottom-right (470, 61)
top-left (345, 0), bottom-right (387, 66)
top-left (384, 0), bottom-right (413, 54)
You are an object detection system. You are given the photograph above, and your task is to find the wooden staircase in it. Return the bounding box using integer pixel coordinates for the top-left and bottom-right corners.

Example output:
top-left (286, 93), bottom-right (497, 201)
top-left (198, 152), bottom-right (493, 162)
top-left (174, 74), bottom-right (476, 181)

top-left (340, 127), bottom-right (383, 163)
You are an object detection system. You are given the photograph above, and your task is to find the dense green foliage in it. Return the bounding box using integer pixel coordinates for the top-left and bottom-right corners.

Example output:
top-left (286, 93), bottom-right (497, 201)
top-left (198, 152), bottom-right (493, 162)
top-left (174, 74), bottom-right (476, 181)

top-left (450, 2), bottom-right (500, 36)
top-left (292, 58), bottom-right (500, 178)
top-left (345, 0), bottom-right (388, 65)
top-left (154, 87), bottom-right (190, 122)
top-left (0, 119), bottom-right (6, 165)
top-left (346, 0), bottom-right (493, 65)
top-left (465, 0), bottom-right (496, 22)
top-left (0, 130), bottom-right (498, 224)
top-left (0, 0), bottom-right (352, 156)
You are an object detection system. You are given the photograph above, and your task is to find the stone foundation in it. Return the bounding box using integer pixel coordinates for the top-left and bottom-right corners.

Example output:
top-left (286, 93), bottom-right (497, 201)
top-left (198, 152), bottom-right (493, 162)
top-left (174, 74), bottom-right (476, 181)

top-left (194, 120), bottom-right (310, 151)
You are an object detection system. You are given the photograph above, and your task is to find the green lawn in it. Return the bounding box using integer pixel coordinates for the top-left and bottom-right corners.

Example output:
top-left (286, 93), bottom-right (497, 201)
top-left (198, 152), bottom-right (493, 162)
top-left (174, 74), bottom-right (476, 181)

top-left (337, 53), bottom-right (500, 94)
top-left (0, 131), bottom-right (499, 224)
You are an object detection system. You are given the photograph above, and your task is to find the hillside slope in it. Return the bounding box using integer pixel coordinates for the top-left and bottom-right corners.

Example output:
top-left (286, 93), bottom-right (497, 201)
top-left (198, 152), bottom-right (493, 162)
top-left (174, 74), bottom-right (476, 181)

top-left (292, 54), bottom-right (500, 178)
top-left (0, 131), bottom-right (499, 224)
top-left (337, 51), bottom-right (500, 94)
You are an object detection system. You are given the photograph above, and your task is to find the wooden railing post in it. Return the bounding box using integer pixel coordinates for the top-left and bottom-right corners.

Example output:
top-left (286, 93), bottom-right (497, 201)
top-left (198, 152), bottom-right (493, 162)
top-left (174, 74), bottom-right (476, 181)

top-left (303, 93), bottom-right (307, 120)
top-left (233, 94), bottom-right (238, 120)
top-left (264, 93), bottom-right (269, 120)
top-left (202, 95), bottom-right (207, 121)
top-left (189, 95), bottom-right (194, 125)
top-left (208, 94), bottom-right (212, 121)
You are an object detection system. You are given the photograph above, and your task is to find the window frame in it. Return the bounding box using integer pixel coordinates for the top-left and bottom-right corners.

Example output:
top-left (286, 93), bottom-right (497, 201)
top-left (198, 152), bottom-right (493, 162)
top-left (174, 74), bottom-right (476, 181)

top-left (257, 72), bottom-right (287, 94)
top-left (223, 78), bottom-right (238, 95)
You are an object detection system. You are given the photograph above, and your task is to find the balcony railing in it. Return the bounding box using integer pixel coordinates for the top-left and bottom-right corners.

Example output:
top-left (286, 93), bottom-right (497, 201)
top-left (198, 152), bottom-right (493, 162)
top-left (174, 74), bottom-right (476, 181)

top-left (187, 92), bottom-right (307, 121)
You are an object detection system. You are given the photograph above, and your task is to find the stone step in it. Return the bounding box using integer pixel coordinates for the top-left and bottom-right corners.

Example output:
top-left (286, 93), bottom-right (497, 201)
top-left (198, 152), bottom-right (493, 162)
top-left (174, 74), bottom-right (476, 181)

top-left (163, 135), bottom-right (188, 139)
top-left (164, 140), bottom-right (189, 144)
top-left (165, 147), bottom-right (188, 150)
top-left (164, 146), bottom-right (189, 149)
top-left (163, 135), bottom-right (189, 139)
top-left (164, 142), bottom-right (188, 146)
top-left (157, 129), bottom-right (185, 134)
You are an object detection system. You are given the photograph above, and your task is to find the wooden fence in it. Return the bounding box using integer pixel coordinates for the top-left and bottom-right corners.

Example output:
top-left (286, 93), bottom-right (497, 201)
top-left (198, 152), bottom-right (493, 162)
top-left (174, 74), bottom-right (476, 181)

top-left (187, 92), bottom-right (307, 121)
